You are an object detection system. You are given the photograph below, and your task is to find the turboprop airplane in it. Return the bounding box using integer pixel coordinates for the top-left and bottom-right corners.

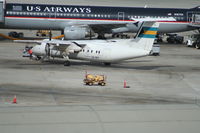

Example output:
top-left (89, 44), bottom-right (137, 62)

top-left (0, 0), bottom-right (200, 39)
top-left (15, 21), bottom-right (159, 66)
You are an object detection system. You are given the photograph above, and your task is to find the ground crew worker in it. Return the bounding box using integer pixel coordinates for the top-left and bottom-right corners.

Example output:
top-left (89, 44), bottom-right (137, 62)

top-left (28, 48), bottom-right (33, 59)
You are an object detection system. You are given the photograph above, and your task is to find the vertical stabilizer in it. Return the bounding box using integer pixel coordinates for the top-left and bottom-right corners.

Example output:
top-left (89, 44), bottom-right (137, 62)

top-left (133, 22), bottom-right (159, 52)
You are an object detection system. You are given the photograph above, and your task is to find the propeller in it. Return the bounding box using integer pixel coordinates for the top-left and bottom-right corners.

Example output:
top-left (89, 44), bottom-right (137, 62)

top-left (41, 29), bottom-right (52, 61)
top-left (41, 42), bottom-right (51, 61)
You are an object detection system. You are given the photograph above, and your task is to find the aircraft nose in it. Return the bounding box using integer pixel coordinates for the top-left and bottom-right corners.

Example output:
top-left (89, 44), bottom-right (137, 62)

top-left (32, 45), bottom-right (42, 55)
top-left (31, 45), bottom-right (38, 54)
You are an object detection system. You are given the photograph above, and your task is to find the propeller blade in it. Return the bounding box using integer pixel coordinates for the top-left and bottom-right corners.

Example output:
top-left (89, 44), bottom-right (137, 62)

top-left (44, 43), bottom-right (50, 59)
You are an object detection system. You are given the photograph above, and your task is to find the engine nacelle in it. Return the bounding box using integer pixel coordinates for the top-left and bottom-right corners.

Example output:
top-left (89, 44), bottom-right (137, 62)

top-left (64, 27), bottom-right (93, 40)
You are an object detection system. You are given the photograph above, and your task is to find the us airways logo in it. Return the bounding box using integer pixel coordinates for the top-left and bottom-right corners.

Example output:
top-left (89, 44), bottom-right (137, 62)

top-left (26, 6), bottom-right (92, 13)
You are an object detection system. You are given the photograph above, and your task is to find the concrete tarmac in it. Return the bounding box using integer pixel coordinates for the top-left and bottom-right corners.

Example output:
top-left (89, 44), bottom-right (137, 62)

top-left (0, 39), bottom-right (200, 132)
top-left (0, 104), bottom-right (200, 133)
top-left (0, 40), bottom-right (200, 106)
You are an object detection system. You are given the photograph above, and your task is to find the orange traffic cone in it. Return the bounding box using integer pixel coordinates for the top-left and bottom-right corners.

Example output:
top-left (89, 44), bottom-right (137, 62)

top-left (123, 80), bottom-right (130, 88)
top-left (12, 95), bottom-right (17, 104)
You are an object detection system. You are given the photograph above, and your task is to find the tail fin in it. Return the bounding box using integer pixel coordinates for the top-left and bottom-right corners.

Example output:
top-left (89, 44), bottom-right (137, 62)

top-left (133, 21), bottom-right (159, 52)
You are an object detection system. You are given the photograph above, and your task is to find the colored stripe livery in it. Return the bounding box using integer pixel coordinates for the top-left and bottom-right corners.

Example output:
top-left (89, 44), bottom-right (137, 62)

top-left (139, 27), bottom-right (158, 38)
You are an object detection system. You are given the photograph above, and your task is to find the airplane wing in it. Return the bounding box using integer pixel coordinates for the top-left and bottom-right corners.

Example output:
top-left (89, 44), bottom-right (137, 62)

top-left (15, 39), bottom-right (86, 47)
top-left (15, 39), bottom-right (86, 54)
top-left (188, 23), bottom-right (200, 28)
top-left (131, 17), bottom-right (176, 22)
top-left (14, 40), bottom-right (43, 44)
top-left (89, 17), bottom-right (176, 34)
top-left (44, 40), bottom-right (85, 46)
top-left (44, 40), bottom-right (87, 52)
top-left (89, 24), bottom-right (127, 33)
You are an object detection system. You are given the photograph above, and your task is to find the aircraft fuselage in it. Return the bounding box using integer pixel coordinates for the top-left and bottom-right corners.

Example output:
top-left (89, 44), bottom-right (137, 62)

top-left (1, 3), bottom-right (200, 33)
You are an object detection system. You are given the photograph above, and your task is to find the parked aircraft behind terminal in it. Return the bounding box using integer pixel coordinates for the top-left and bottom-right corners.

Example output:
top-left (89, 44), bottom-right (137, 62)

top-left (0, 0), bottom-right (200, 39)
top-left (15, 21), bottom-right (159, 66)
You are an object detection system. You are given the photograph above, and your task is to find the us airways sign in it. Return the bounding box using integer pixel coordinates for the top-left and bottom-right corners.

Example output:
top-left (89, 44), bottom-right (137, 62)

top-left (12, 5), bottom-right (92, 13)
top-left (26, 6), bottom-right (92, 13)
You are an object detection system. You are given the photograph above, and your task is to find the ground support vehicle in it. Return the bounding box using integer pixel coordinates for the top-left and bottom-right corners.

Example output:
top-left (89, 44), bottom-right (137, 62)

top-left (150, 44), bottom-right (160, 56)
top-left (166, 33), bottom-right (184, 44)
top-left (186, 34), bottom-right (200, 49)
top-left (8, 31), bottom-right (24, 38)
top-left (36, 30), bottom-right (50, 37)
top-left (84, 74), bottom-right (106, 86)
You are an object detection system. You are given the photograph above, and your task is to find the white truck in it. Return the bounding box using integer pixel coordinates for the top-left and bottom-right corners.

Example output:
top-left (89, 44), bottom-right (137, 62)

top-left (186, 34), bottom-right (200, 49)
top-left (150, 44), bottom-right (160, 56)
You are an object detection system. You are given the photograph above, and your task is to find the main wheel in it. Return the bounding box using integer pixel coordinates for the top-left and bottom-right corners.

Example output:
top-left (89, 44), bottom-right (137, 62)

top-left (97, 34), bottom-right (106, 39)
top-left (104, 62), bottom-right (111, 66)
top-left (64, 61), bottom-right (71, 66)
top-left (100, 82), bottom-right (106, 86)
top-left (88, 82), bottom-right (93, 86)
top-left (195, 44), bottom-right (200, 49)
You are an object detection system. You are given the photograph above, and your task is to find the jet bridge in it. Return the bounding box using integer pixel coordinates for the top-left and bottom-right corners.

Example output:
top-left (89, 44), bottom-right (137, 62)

top-left (187, 12), bottom-right (200, 23)
top-left (0, 0), bottom-right (5, 26)
top-left (187, 12), bottom-right (200, 29)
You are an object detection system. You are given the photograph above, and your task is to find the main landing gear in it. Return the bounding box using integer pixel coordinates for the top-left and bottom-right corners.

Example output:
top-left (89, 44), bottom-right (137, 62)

top-left (97, 34), bottom-right (106, 39)
top-left (104, 62), bottom-right (111, 66)
top-left (64, 61), bottom-right (71, 66)
top-left (63, 55), bottom-right (71, 66)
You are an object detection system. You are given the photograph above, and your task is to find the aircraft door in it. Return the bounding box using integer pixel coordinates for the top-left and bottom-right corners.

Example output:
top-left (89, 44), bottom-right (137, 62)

top-left (187, 12), bottom-right (200, 23)
top-left (118, 12), bottom-right (125, 20)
